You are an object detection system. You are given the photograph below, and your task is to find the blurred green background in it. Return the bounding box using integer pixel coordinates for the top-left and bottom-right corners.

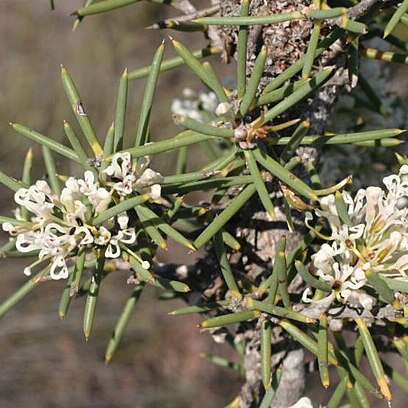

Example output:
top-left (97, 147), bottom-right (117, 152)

top-left (0, 1), bottom-right (239, 407)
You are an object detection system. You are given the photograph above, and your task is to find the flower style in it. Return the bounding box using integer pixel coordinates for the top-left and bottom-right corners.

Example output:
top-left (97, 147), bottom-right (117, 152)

top-left (104, 152), bottom-right (163, 199)
top-left (304, 166), bottom-right (408, 309)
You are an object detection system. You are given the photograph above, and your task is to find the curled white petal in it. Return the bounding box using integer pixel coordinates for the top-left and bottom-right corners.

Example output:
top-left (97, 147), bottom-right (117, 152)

top-left (50, 255), bottom-right (69, 280)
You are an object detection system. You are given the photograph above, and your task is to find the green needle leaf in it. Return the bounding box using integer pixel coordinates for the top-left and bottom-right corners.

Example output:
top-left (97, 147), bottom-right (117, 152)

top-left (309, 8), bottom-right (347, 19)
top-left (365, 269), bottom-right (395, 303)
top-left (318, 314), bottom-right (330, 388)
top-left (70, 249), bottom-right (86, 296)
top-left (10, 123), bottom-right (79, 163)
top-left (244, 150), bottom-right (275, 219)
top-left (0, 238), bottom-right (17, 257)
top-left (0, 268), bottom-right (48, 319)
top-left (240, 46), bottom-right (267, 116)
top-left (252, 148), bottom-right (317, 200)
top-left (136, 205), bottom-right (195, 251)
top-left (199, 310), bottom-right (260, 328)
top-left (213, 231), bottom-right (242, 299)
top-left (380, 275), bottom-right (408, 293)
top-left (0, 216), bottom-right (30, 227)
top-left (354, 138), bottom-right (403, 147)
top-left (260, 319), bottom-right (272, 389)
top-left (42, 146), bottom-right (61, 195)
top-left (83, 254), bottom-right (105, 341)
top-left (295, 260), bottom-right (332, 292)
top-left (261, 66), bottom-right (335, 124)
top-left (169, 300), bottom-right (231, 316)
top-left (0, 168), bottom-right (26, 192)
top-left (128, 47), bottom-right (222, 81)
top-left (149, 19), bottom-right (207, 32)
top-left (114, 68), bottom-right (128, 152)
top-left (247, 299), bottom-right (314, 324)
top-left (276, 243), bottom-right (290, 307)
top-left (21, 148), bottom-right (32, 187)
top-left (384, 0), bottom-right (408, 37)
top-left (135, 206), bottom-right (167, 249)
top-left (256, 79), bottom-right (308, 107)
top-left (74, 0), bottom-right (140, 16)
top-left (279, 319), bottom-right (319, 358)
top-left (334, 191), bottom-right (352, 227)
top-left (175, 146), bottom-right (188, 175)
top-left (63, 120), bottom-right (89, 164)
top-left (171, 38), bottom-right (226, 98)
top-left (61, 66), bottom-right (103, 156)
top-left (194, 11), bottom-right (303, 26)
top-left (327, 376), bottom-right (348, 408)
top-left (258, 235), bottom-right (285, 302)
top-left (92, 194), bottom-right (150, 226)
top-left (202, 61), bottom-right (229, 103)
top-left (123, 249), bottom-right (190, 292)
top-left (20, 149), bottom-right (33, 220)
top-left (280, 120), bottom-right (310, 164)
top-left (222, 230), bottom-right (241, 250)
top-left (162, 175), bottom-right (252, 195)
top-left (173, 115), bottom-right (234, 138)
top-left (124, 131), bottom-right (214, 158)
top-left (105, 284), bottom-right (144, 363)
top-left (73, 0), bottom-right (96, 30)
top-left (269, 128), bottom-right (405, 146)
top-left (59, 265), bottom-right (77, 319)
top-left (237, 0), bottom-right (250, 99)
top-left (361, 48), bottom-right (408, 65)
top-left (103, 122), bottom-right (115, 158)
top-left (193, 184), bottom-right (256, 249)
top-left (135, 41), bottom-right (165, 147)
top-left (340, 18), bottom-right (367, 34)
top-left (302, 21), bottom-right (321, 79)
top-left (259, 369), bottom-right (282, 408)
top-left (383, 362), bottom-right (408, 393)
top-left (355, 318), bottom-right (392, 401)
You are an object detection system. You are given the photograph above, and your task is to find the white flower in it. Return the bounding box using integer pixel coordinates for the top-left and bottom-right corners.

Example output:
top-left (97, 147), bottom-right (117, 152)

top-left (104, 152), bottom-right (133, 181)
top-left (50, 255), bottom-right (69, 280)
top-left (88, 187), bottom-right (111, 214)
top-left (133, 167), bottom-right (163, 199)
top-left (105, 152), bottom-right (163, 199)
top-left (94, 226), bottom-right (111, 246)
top-left (14, 181), bottom-right (55, 221)
top-left (307, 166), bottom-right (408, 308)
top-left (2, 164), bottom-right (150, 281)
top-left (303, 261), bottom-right (371, 310)
top-left (105, 228), bottom-right (136, 258)
top-left (171, 89), bottom-right (218, 122)
top-left (16, 230), bottom-right (43, 253)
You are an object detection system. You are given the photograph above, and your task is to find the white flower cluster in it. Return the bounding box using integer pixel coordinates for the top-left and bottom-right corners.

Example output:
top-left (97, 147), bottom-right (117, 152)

top-left (2, 153), bottom-right (163, 280)
top-left (303, 166), bottom-right (408, 310)
top-left (171, 88), bottom-right (218, 122)
top-left (104, 152), bottom-right (163, 199)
